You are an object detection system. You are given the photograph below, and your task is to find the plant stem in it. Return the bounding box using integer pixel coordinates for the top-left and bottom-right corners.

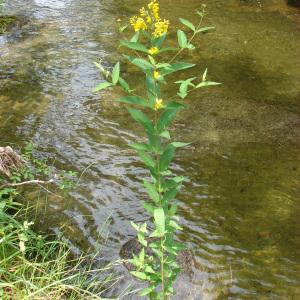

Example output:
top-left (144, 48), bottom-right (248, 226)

top-left (160, 237), bottom-right (165, 300)
top-left (153, 92), bottom-right (166, 299)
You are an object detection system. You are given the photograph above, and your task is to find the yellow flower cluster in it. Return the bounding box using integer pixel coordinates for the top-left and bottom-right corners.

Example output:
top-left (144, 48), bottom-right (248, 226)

top-left (148, 0), bottom-right (159, 20)
top-left (130, 16), bottom-right (147, 32)
top-left (153, 19), bottom-right (169, 38)
top-left (154, 98), bottom-right (164, 110)
top-left (129, 1), bottom-right (169, 37)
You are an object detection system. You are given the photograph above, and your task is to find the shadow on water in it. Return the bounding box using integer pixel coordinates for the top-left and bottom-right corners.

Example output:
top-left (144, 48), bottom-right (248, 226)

top-left (1, 0), bottom-right (300, 298)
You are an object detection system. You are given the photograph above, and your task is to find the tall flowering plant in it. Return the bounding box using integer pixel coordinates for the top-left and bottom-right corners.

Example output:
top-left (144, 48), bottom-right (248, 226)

top-left (95, 1), bottom-right (219, 299)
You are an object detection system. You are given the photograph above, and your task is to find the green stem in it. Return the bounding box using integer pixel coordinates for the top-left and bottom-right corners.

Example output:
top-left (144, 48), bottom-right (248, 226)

top-left (153, 88), bottom-right (166, 299)
top-left (160, 237), bottom-right (165, 300)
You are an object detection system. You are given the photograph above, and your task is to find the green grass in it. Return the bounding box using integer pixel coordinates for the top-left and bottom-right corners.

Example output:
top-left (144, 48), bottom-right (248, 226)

top-left (0, 197), bottom-right (116, 300)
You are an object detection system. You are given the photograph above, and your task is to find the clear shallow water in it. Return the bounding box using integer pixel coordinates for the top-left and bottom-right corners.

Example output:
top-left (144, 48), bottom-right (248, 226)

top-left (1, 0), bottom-right (300, 298)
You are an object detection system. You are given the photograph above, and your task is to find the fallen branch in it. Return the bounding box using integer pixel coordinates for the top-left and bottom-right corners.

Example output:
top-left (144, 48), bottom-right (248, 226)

top-left (0, 179), bottom-right (55, 189)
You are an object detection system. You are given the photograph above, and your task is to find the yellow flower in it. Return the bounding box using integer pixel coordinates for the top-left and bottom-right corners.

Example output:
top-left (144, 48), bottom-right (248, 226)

top-left (129, 16), bottom-right (137, 27)
top-left (140, 7), bottom-right (146, 17)
top-left (130, 16), bottom-right (147, 32)
top-left (154, 98), bottom-right (164, 111)
top-left (153, 19), bottom-right (169, 37)
top-left (148, 47), bottom-right (159, 55)
top-left (148, 0), bottom-right (160, 20)
top-left (146, 15), bottom-right (152, 24)
top-left (153, 70), bottom-right (160, 79)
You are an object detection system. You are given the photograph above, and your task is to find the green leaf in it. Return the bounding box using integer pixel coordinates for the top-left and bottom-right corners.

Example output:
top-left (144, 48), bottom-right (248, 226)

top-left (145, 75), bottom-right (156, 104)
top-left (130, 271), bottom-right (148, 280)
top-left (162, 176), bottom-right (185, 190)
top-left (158, 47), bottom-right (178, 53)
top-left (154, 208), bottom-right (165, 237)
top-left (171, 142), bottom-right (191, 148)
top-left (119, 24), bottom-right (128, 33)
top-left (196, 9), bottom-right (204, 18)
top-left (177, 30), bottom-right (188, 48)
top-left (150, 245), bottom-right (163, 257)
top-left (163, 187), bottom-right (180, 203)
top-left (127, 108), bottom-right (154, 133)
top-left (179, 18), bottom-right (195, 31)
top-left (124, 55), bottom-right (154, 73)
top-left (156, 63), bottom-right (171, 69)
top-left (130, 31), bottom-right (140, 42)
top-left (128, 255), bottom-right (140, 267)
top-left (139, 286), bottom-right (155, 296)
top-left (196, 81), bottom-right (221, 88)
top-left (120, 40), bottom-right (148, 53)
top-left (147, 132), bottom-right (161, 152)
top-left (137, 150), bottom-right (156, 169)
top-left (175, 77), bottom-right (196, 99)
top-left (144, 180), bottom-right (160, 204)
top-left (111, 62), bottom-right (120, 85)
top-left (140, 222), bottom-right (148, 233)
top-left (157, 108), bottom-right (180, 132)
top-left (159, 144), bottom-right (175, 172)
top-left (159, 131), bottom-right (171, 139)
top-left (160, 62), bottom-right (196, 76)
top-left (115, 96), bottom-right (151, 108)
top-left (118, 77), bottom-right (131, 92)
top-left (139, 248), bottom-right (145, 262)
top-left (138, 232), bottom-right (147, 247)
top-left (129, 143), bottom-right (151, 152)
top-left (187, 43), bottom-right (196, 50)
top-left (202, 68), bottom-right (208, 82)
top-left (196, 26), bottom-right (215, 34)
top-left (165, 101), bottom-right (186, 110)
top-left (143, 202), bottom-right (155, 214)
top-left (169, 220), bottom-right (183, 230)
top-left (94, 81), bottom-right (113, 92)
top-left (148, 55), bottom-right (156, 65)
top-left (169, 203), bottom-right (178, 216)
top-left (144, 265), bottom-right (155, 274)
top-left (130, 221), bottom-right (139, 231)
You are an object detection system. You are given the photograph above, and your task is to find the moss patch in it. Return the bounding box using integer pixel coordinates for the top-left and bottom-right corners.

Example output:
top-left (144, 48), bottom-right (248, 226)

top-left (0, 15), bottom-right (21, 34)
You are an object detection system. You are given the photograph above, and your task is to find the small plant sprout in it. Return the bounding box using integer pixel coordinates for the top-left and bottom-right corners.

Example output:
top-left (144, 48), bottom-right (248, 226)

top-left (95, 1), bottom-right (220, 299)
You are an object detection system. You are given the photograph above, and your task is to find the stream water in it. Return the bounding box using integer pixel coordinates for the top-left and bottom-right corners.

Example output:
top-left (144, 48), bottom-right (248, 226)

top-left (1, 0), bottom-right (300, 299)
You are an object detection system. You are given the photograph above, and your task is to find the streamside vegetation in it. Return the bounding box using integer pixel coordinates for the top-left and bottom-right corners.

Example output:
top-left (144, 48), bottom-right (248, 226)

top-left (0, 145), bottom-right (114, 299)
top-left (95, 1), bottom-right (219, 299)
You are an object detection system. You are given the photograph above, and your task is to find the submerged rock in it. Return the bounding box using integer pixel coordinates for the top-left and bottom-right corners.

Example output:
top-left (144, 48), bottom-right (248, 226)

top-left (120, 238), bottom-right (205, 299)
top-left (120, 237), bottom-right (195, 274)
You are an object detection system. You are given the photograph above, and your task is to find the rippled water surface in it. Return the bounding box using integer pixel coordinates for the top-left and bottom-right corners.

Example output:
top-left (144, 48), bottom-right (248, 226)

top-left (1, 0), bottom-right (300, 298)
